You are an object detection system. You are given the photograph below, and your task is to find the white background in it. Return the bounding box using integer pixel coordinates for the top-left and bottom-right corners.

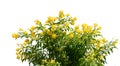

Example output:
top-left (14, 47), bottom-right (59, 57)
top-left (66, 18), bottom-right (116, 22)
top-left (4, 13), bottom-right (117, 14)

top-left (0, 0), bottom-right (120, 66)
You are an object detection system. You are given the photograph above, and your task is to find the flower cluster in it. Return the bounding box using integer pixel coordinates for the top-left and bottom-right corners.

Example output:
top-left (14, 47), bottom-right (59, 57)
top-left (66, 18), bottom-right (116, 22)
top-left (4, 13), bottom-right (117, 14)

top-left (12, 10), bottom-right (118, 66)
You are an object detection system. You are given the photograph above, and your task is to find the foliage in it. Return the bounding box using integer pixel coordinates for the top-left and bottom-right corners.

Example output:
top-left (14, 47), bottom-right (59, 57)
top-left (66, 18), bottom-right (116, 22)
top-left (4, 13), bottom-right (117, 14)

top-left (12, 10), bottom-right (118, 66)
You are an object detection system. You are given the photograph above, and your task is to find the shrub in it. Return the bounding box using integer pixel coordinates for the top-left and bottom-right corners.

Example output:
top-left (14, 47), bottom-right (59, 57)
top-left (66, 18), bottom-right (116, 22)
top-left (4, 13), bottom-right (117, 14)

top-left (12, 10), bottom-right (118, 66)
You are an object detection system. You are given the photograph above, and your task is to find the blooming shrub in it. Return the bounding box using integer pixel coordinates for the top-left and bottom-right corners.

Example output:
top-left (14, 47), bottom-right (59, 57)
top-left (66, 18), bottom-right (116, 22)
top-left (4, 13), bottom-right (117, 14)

top-left (12, 10), bottom-right (118, 66)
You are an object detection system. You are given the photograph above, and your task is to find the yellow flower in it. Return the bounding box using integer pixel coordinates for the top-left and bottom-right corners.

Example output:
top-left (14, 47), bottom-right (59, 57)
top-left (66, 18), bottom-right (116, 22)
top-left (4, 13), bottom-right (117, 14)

top-left (102, 38), bottom-right (107, 43)
top-left (47, 29), bottom-right (52, 35)
top-left (76, 29), bottom-right (81, 33)
top-left (75, 25), bottom-right (79, 29)
top-left (97, 26), bottom-right (102, 30)
top-left (16, 55), bottom-right (20, 59)
top-left (88, 25), bottom-right (93, 30)
top-left (51, 25), bottom-right (56, 29)
top-left (94, 23), bottom-right (98, 27)
top-left (12, 33), bottom-right (19, 39)
top-left (50, 59), bottom-right (55, 64)
top-left (65, 22), bottom-right (69, 27)
top-left (52, 34), bottom-right (57, 39)
top-left (69, 33), bottom-right (74, 38)
top-left (82, 23), bottom-right (88, 28)
top-left (16, 51), bottom-right (19, 55)
top-left (23, 42), bottom-right (27, 46)
top-left (83, 28), bottom-right (89, 33)
top-left (34, 19), bottom-right (41, 25)
top-left (72, 17), bottom-right (77, 21)
top-left (16, 48), bottom-right (21, 51)
top-left (53, 17), bottom-right (57, 21)
top-left (31, 32), bottom-right (36, 37)
top-left (66, 13), bottom-right (70, 16)
top-left (71, 21), bottom-right (75, 25)
top-left (19, 28), bottom-right (23, 31)
top-left (89, 25), bottom-right (93, 29)
top-left (47, 16), bottom-right (54, 23)
top-left (88, 26), bottom-right (93, 32)
top-left (30, 26), bottom-right (35, 31)
top-left (59, 10), bottom-right (64, 18)
top-left (23, 31), bottom-right (28, 35)
top-left (25, 39), bottom-right (29, 43)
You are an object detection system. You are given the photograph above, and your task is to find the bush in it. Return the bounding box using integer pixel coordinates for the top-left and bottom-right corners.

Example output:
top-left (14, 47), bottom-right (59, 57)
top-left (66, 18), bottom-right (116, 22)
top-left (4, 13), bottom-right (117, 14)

top-left (12, 10), bottom-right (118, 66)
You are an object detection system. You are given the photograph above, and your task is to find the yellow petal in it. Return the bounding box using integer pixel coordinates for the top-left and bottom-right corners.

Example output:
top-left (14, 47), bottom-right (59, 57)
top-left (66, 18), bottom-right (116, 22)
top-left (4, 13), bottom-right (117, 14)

top-left (12, 33), bottom-right (19, 39)
top-left (52, 34), bottom-right (57, 39)
top-left (59, 10), bottom-right (64, 18)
